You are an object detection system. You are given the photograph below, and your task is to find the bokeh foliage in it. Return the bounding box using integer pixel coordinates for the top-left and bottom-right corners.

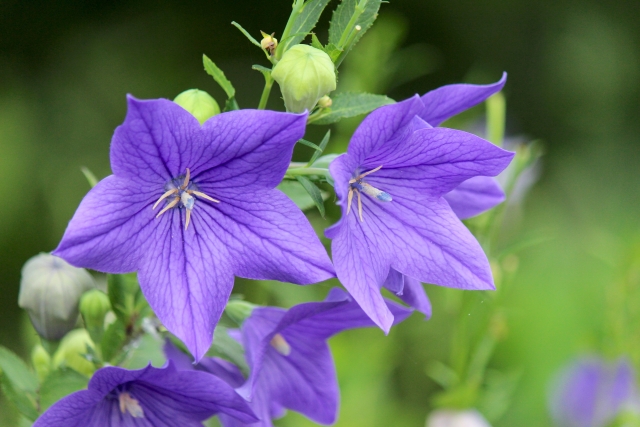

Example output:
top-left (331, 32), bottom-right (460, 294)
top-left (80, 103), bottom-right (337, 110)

top-left (1, 1), bottom-right (639, 426)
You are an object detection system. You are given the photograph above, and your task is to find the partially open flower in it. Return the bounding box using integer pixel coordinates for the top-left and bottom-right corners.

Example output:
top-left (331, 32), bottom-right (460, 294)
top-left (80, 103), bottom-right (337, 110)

top-left (18, 253), bottom-right (94, 341)
top-left (272, 44), bottom-right (336, 113)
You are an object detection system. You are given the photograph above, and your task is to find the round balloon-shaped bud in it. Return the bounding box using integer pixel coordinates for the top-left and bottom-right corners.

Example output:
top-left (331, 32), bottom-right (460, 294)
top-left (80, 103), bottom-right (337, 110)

top-left (18, 253), bottom-right (95, 341)
top-left (272, 44), bottom-right (337, 113)
top-left (52, 329), bottom-right (96, 376)
top-left (31, 344), bottom-right (51, 382)
top-left (79, 289), bottom-right (111, 330)
top-left (225, 300), bottom-right (256, 326)
top-left (426, 410), bottom-right (492, 427)
top-left (174, 89), bottom-right (221, 124)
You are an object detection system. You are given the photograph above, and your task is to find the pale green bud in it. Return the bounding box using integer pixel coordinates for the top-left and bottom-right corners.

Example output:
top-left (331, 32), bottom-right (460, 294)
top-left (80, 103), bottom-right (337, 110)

top-left (80, 289), bottom-right (111, 344)
top-left (272, 45), bottom-right (337, 113)
top-left (19, 253), bottom-right (95, 341)
top-left (426, 410), bottom-right (492, 427)
top-left (52, 329), bottom-right (95, 377)
top-left (174, 89), bottom-right (220, 124)
top-left (31, 344), bottom-right (51, 382)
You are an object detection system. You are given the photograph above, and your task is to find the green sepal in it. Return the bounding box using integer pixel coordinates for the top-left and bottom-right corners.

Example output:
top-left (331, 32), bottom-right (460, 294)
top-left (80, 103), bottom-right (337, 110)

top-left (252, 64), bottom-right (272, 77)
top-left (296, 176), bottom-right (326, 217)
top-left (203, 54), bottom-right (239, 111)
top-left (0, 346), bottom-right (39, 421)
top-left (231, 21), bottom-right (263, 49)
top-left (308, 92), bottom-right (394, 125)
top-left (39, 368), bottom-right (89, 413)
top-left (308, 130), bottom-right (331, 165)
top-left (107, 273), bottom-right (139, 322)
top-left (207, 326), bottom-right (249, 377)
top-left (80, 167), bottom-right (98, 188)
top-left (311, 33), bottom-right (324, 50)
top-left (296, 138), bottom-right (323, 152)
top-left (101, 318), bottom-right (127, 363)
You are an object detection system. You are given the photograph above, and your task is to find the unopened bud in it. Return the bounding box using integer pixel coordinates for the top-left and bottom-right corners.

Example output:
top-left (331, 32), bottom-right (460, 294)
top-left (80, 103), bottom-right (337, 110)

top-left (317, 95), bottom-right (332, 108)
top-left (31, 344), bottom-right (51, 382)
top-left (272, 44), bottom-right (337, 113)
top-left (426, 410), bottom-right (492, 427)
top-left (19, 253), bottom-right (94, 341)
top-left (260, 31), bottom-right (278, 55)
top-left (225, 300), bottom-right (256, 325)
top-left (52, 329), bottom-right (96, 377)
top-left (174, 89), bottom-right (220, 124)
top-left (80, 289), bottom-right (111, 344)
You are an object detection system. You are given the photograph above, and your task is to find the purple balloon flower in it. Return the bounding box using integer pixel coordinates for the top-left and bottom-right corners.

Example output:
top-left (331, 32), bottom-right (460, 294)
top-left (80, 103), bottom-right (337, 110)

top-left (53, 97), bottom-right (334, 360)
top-left (326, 90), bottom-right (514, 331)
top-left (550, 357), bottom-right (639, 427)
top-left (166, 289), bottom-right (411, 426)
top-left (382, 75), bottom-right (508, 319)
top-left (33, 362), bottom-right (258, 427)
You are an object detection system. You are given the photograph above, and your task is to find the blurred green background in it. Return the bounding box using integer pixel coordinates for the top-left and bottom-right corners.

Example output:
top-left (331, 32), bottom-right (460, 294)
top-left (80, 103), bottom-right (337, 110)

top-left (1, 1), bottom-right (640, 426)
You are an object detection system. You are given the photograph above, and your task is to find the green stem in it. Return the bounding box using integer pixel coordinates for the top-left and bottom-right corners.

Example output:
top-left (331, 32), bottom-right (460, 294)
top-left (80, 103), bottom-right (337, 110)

top-left (258, 74), bottom-right (274, 110)
top-left (276, 0), bottom-right (305, 59)
top-left (337, 0), bottom-right (368, 48)
top-left (285, 167), bottom-right (329, 177)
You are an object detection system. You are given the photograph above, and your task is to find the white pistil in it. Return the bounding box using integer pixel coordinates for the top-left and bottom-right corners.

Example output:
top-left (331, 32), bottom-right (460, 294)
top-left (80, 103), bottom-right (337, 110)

top-left (119, 392), bottom-right (144, 418)
top-left (270, 333), bottom-right (291, 356)
top-left (347, 165), bottom-right (391, 222)
top-left (152, 168), bottom-right (220, 231)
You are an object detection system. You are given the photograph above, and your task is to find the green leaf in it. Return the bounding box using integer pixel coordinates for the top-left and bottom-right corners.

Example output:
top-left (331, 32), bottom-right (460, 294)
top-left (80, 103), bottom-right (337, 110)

top-left (39, 368), bottom-right (89, 412)
top-left (278, 180), bottom-right (321, 211)
top-left (231, 21), bottom-right (263, 49)
top-left (328, 0), bottom-right (382, 60)
top-left (308, 130), bottom-right (331, 164)
top-left (0, 375), bottom-right (38, 421)
top-left (282, 0), bottom-right (332, 52)
top-left (0, 347), bottom-right (39, 419)
top-left (101, 318), bottom-right (127, 363)
top-left (296, 176), bottom-right (326, 217)
top-left (203, 55), bottom-right (236, 99)
top-left (297, 138), bottom-right (323, 152)
top-left (207, 327), bottom-right (249, 376)
top-left (309, 92), bottom-right (394, 125)
top-left (120, 334), bottom-right (166, 370)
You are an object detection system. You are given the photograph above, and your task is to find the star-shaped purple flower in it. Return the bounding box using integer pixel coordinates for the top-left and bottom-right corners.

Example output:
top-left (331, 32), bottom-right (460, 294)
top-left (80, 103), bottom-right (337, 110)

top-left (33, 362), bottom-right (258, 427)
top-left (380, 75), bottom-right (509, 319)
top-left (54, 97), bottom-right (334, 360)
top-left (550, 357), bottom-right (639, 427)
top-left (326, 91), bottom-right (514, 331)
top-left (167, 289), bottom-right (411, 426)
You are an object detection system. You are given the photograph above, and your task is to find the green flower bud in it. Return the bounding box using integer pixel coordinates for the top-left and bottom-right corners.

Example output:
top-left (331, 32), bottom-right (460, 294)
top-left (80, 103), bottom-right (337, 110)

top-left (174, 89), bottom-right (221, 124)
top-left (272, 45), bottom-right (337, 113)
top-left (31, 344), bottom-right (51, 382)
top-left (52, 329), bottom-right (95, 377)
top-left (18, 253), bottom-right (95, 341)
top-left (317, 95), bottom-right (332, 108)
top-left (224, 299), bottom-right (256, 325)
top-left (80, 289), bottom-right (111, 344)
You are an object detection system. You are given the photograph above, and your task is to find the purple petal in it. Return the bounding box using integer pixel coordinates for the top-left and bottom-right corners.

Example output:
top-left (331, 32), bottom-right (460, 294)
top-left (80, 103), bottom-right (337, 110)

top-left (194, 110), bottom-right (307, 194)
top-left (361, 128), bottom-right (514, 199)
top-left (137, 207), bottom-right (235, 361)
top-left (53, 175), bottom-right (156, 273)
top-left (111, 97), bottom-right (202, 186)
top-left (444, 176), bottom-right (506, 220)
top-left (33, 390), bottom-right (102, 427)
top-left (346, 96), bottom-right (426, 164)
top-left (398, 276), bottom-right (432, 319)
top-left (420, 73), bottom-right (507, 126)
top-left (199, 189), bottom-right (334, 284)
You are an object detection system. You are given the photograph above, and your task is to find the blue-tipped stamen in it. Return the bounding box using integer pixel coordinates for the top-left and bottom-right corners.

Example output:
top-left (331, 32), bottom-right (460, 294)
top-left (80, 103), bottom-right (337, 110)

top-left (347, 165), bottom-right (392, 222)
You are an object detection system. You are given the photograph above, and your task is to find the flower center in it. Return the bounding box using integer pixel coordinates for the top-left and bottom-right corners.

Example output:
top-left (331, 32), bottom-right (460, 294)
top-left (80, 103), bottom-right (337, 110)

top-left (152, 168), bottom-right (220, 231)
top-left (119, 392), bottom-right (144, 418)
top-left (270, 333), bottom-right (292, 356)
top-left (347, 165), bottom-right (392, 222)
